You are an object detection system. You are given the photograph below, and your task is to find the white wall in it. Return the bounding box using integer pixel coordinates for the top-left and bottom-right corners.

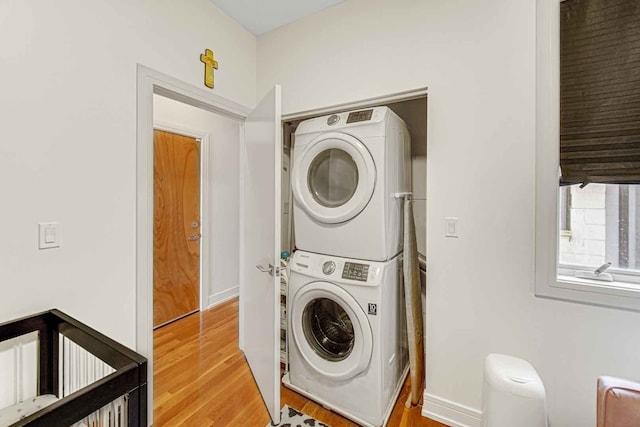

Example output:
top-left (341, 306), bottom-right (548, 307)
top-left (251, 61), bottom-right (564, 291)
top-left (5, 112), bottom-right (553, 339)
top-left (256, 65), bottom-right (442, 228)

top-left (257, 1), bottom-right (640, 426)
top-left (153, 94), bottom-right (240, 308)
top-left (0, 0), bottom-right (255, 347)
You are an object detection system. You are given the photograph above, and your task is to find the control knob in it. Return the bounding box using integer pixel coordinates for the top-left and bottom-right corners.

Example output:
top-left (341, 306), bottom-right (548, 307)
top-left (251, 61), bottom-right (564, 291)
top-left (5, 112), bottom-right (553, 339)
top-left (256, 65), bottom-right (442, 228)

top-left (322, 261), bottom-right (336, 275)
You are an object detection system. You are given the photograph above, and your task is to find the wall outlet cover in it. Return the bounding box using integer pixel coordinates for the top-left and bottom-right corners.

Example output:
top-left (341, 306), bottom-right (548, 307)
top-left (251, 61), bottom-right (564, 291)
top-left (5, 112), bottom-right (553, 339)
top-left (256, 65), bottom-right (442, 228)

top-left (445, 217), bottom-right (459, 238)
top-left (39, 222), bottom-right (61, 249)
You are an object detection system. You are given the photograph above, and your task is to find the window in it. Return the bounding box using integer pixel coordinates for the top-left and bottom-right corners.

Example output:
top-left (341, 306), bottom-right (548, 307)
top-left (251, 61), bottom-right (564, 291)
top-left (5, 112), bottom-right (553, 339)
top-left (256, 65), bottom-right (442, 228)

top-left (535, 0), bottom-right (640, 310)
top-left (559, 184), bottom-right (640, 283)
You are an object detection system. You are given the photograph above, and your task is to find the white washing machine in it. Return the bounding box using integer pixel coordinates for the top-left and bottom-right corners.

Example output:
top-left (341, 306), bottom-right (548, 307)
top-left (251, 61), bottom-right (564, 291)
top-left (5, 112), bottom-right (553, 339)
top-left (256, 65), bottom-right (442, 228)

top-left (291, 107), bottom-right (410, 261)
top-left (283, 250), bottom-right (408, 427)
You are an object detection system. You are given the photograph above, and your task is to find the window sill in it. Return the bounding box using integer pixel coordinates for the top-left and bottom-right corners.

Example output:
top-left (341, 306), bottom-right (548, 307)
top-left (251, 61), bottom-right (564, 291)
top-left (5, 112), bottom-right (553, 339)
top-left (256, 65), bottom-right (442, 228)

top-left (557, 275), bottom-right (640, 295)
top-left (536, 274), bottom-right (640, 312)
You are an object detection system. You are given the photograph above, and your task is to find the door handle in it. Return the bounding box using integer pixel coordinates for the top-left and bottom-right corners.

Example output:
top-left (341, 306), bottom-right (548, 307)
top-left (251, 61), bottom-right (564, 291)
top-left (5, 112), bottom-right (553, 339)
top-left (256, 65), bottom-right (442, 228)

top-left (256, 263), bottom-right (280, 277)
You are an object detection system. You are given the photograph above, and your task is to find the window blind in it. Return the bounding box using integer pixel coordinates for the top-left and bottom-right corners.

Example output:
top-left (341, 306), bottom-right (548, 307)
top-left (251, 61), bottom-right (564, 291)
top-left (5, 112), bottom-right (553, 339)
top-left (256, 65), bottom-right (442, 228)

top-left (560, 0), bottom-right (640, 186)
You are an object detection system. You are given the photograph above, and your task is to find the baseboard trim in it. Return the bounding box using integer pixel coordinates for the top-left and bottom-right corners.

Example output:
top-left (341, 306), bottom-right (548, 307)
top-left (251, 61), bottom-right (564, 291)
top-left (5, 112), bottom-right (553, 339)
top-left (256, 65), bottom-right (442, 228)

top-left (207, 286), bottom-right (239, 309)
top-left (422, 391), bottom-right (483, 427)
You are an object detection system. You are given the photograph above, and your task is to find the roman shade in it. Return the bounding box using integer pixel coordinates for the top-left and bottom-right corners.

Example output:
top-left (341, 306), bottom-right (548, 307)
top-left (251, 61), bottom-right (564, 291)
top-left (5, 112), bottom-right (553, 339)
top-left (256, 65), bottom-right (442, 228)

top-left (560, 0), bottom-right (640, 186)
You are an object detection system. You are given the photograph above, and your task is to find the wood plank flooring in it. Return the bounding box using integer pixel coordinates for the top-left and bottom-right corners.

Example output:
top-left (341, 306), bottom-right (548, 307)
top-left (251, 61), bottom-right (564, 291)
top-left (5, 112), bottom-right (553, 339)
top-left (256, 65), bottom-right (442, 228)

top-left (153, 298), bottom-right (447, 427)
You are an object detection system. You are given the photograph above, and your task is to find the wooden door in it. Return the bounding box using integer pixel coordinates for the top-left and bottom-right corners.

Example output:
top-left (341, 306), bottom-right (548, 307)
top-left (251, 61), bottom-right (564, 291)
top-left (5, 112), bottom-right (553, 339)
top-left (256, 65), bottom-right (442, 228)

top-left (153, 130), bottom-right (201, 328)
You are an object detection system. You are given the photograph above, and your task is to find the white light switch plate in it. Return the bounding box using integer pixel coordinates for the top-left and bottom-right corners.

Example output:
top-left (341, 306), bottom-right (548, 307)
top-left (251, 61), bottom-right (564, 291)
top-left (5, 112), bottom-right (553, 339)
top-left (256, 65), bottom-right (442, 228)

top-left (445, 217), bottom-right (459, 238)
top-left (39, 222), bottom-right (61, 249)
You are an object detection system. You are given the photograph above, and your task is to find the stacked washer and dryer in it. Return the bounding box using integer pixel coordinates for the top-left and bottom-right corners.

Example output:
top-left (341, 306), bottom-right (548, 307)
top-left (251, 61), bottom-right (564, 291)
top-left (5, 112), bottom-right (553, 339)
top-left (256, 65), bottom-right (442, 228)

top-left (283, 107), bottom-right (411, 427)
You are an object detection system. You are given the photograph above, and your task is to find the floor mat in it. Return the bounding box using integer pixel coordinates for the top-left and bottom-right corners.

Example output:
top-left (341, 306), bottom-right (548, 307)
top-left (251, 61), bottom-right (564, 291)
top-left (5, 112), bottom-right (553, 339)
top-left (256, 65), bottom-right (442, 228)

top-left (267, 405), bottom-right (331, 427)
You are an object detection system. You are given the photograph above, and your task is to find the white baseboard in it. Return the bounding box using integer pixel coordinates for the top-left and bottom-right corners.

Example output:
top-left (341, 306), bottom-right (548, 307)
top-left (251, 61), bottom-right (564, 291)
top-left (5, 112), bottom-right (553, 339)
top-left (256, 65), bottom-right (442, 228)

top-left (207, 286), bottom-right (239, 309)
top-left (422, 391), bottom-right (483, 427)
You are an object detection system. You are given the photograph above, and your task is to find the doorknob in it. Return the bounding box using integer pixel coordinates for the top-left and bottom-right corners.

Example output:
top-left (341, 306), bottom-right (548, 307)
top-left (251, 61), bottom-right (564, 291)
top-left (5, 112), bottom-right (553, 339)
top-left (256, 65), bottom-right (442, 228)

top-left (256, 263), bottom-right (280, 277)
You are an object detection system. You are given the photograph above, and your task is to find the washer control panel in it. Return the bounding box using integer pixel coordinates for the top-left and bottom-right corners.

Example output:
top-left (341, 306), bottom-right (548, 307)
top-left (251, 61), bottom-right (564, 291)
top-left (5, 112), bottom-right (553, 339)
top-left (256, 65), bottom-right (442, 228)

top-left (322, 261), bottom-right (336, 275)
top-left (341, 262), bottom-right (370, 282)
top-left (290, 252), bottom-right (384, 285)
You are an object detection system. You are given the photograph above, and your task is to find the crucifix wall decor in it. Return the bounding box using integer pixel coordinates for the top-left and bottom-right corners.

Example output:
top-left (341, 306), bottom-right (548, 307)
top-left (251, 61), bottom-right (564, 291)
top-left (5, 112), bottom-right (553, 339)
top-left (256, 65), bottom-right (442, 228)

top-left (200, 48), bottom-right (218, 89)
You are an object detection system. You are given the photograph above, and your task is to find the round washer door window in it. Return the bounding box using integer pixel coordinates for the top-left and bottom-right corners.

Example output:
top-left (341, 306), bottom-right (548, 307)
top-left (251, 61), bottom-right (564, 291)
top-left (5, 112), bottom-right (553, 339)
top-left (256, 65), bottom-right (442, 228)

top-left (302, 297), bottom-right (354, 361)
top-left (292, 132), bottom-right (376, 224)
top-left (291, 281), bottom-right (372, 380)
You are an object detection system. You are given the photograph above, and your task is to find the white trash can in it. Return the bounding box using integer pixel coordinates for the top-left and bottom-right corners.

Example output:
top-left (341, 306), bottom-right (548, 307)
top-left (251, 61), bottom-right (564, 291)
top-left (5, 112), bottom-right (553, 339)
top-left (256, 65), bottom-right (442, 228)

top-left (482, 353), bottom-right (548, 427)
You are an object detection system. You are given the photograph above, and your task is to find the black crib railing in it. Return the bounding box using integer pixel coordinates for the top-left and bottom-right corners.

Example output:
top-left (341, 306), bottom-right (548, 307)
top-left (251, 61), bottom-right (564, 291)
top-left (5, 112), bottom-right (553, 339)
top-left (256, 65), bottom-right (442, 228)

top-left (0, 309), bottom-right (147, 427)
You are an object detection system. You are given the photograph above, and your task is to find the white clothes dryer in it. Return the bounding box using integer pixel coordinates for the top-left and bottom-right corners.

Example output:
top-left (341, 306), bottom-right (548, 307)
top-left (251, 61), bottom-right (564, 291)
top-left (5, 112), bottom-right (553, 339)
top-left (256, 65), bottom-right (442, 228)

top-left (291, 107), bottom-right (410, 261)
top-left (283, 250), bottom-right (408, 427)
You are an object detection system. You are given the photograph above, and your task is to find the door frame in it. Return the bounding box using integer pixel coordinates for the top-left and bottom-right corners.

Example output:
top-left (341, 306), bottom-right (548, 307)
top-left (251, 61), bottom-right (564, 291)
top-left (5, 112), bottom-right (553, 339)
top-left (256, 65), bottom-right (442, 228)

top-left (153, 122), bottom-right (210, 316)
top-left (136, 64), bottom-right (250, 423)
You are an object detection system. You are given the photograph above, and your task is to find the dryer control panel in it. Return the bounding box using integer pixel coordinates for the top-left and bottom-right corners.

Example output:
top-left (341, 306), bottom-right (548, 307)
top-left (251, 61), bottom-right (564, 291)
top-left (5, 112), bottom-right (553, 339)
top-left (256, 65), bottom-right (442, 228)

top-left (346, 109), bottom-right (373, 124)
top-left (293, 106), bottom-right (389, 137)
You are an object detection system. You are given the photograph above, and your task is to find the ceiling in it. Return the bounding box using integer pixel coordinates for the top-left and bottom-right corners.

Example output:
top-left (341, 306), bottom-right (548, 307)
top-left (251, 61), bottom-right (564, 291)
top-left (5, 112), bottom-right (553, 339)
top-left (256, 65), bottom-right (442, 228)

top-left (209, 0), bottom-right (345, 36)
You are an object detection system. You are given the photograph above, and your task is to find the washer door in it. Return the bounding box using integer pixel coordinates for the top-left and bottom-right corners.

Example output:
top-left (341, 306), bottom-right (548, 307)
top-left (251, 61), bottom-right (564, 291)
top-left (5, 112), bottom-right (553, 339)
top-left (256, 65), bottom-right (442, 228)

top-left (291, 281), bottom-right (373, 380)
top-left (292, 132), bottom-right (376, 224)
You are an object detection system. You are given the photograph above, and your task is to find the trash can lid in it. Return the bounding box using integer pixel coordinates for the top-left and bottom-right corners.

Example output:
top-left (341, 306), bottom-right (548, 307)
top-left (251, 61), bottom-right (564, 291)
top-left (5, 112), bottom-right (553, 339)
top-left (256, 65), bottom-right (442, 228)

top-left (484, 353), bottom-right (546, 399)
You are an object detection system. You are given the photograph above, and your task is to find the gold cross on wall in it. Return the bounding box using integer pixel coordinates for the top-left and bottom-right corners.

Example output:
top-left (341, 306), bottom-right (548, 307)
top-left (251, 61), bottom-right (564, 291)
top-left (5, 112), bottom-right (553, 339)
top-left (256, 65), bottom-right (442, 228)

top-left (200, 49), bottom-right (218, 88)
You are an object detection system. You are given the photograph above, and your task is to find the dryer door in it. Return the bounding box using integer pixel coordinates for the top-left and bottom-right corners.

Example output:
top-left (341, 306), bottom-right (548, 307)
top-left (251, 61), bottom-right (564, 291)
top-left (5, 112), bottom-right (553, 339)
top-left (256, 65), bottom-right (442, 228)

top-left (292, 132), bottom-right (376, 224)
top-left (291, 281), bottom-right (373, 380)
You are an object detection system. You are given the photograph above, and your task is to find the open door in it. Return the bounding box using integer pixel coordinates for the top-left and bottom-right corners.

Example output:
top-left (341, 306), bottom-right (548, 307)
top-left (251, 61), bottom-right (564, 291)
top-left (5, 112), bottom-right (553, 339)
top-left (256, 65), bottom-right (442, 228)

top-left (240, 85), bottom-right (282, 425)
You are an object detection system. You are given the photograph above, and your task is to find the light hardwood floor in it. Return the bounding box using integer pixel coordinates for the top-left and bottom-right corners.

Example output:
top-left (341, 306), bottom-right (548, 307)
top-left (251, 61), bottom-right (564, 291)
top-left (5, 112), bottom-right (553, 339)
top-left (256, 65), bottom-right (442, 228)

top-left (153, 298), bottom-right (447, 427)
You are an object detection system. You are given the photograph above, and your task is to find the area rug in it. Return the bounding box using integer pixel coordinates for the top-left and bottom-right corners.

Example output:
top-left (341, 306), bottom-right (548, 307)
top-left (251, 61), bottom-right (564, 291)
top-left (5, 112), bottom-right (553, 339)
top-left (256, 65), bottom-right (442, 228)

top-left (267, 405), bottom-right (331, 427)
